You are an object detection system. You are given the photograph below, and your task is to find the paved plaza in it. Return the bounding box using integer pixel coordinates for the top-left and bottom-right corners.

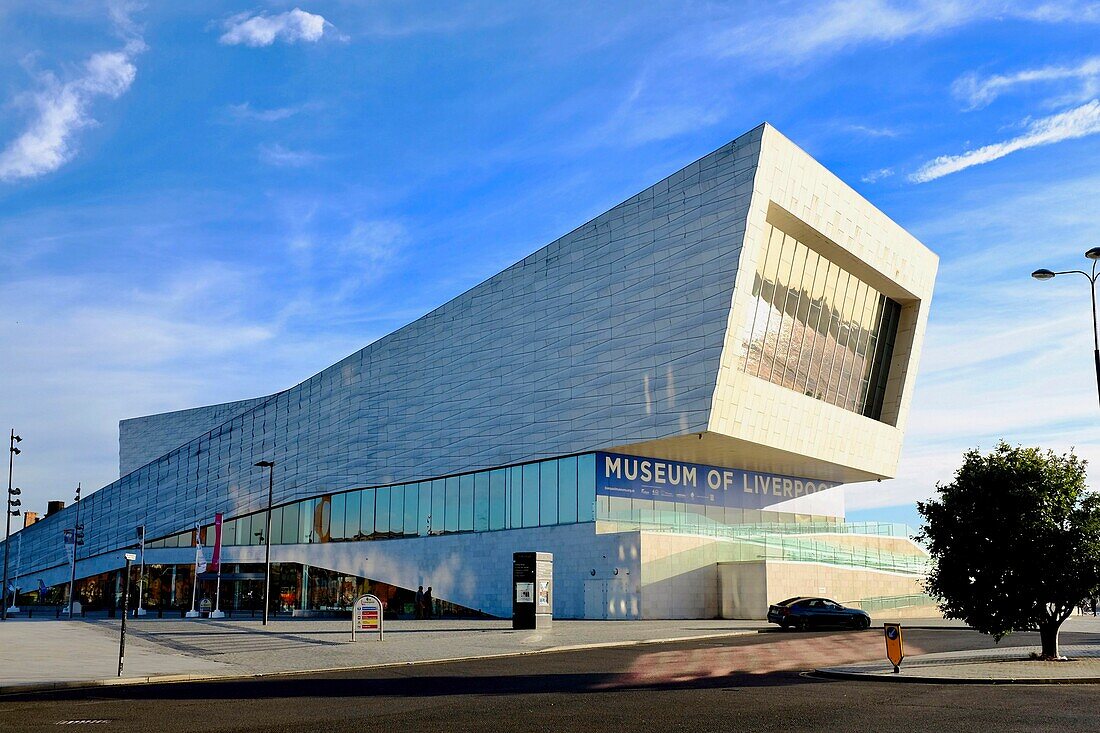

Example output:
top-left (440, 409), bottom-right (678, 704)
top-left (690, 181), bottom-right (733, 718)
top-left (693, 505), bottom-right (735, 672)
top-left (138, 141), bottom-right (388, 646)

top-left (3, 614), bottom-right (1100, 692)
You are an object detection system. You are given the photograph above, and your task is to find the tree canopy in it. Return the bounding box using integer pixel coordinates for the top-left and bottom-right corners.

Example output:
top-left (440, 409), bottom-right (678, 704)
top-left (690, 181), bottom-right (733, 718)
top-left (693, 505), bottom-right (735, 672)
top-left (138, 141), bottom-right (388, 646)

top-left (917, 441), bottom-right (1100, 658)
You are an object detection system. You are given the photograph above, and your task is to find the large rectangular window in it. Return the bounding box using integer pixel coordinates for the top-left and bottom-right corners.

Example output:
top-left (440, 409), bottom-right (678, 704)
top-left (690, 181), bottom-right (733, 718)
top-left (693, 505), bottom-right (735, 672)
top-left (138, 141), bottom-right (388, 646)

top-left (474, 472), bottom-right (490, 531)
top-left (345, 490), bottom-right (361, 540)
top-left (489, 469), bottom-right (506, 530)
top-left (540, 460), bottom-right (559, 526)
top-left (557, 456), bottom-right (578, 524)
top-left (578, 454), bottom-right (596, 522)
top-left (375, 486), bottom-right (390, 535)
top-left (389, 484), bottom-right (404, 535)
top-left (522, 463), bottom-right (540, 528)
top-left (431, 479), bottom-right (445, 535)
top-left (418, 482), bottom-right (432, 536)
top-left (403, 483), bottom-right (418, 536)
top-left (361, 487), bottom-right (376, 537)
top-left (329, 494), bottom-right (345, 541)
top-left (445, 476), bottom-right (460, 533)
top-left (741, 223), bottom-right (902, 421)
top-left (459, 474), bottom-right (474, 531)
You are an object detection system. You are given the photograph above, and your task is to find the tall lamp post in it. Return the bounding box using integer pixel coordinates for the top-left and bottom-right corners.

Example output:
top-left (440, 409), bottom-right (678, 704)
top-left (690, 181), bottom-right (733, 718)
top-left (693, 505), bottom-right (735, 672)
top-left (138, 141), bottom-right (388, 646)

top-left (254, 460), bottom-right (275, 627)
top-left (3, 429), bottom-right (22, 621)
top-left (1032, 246), bottom-right (1100, 407)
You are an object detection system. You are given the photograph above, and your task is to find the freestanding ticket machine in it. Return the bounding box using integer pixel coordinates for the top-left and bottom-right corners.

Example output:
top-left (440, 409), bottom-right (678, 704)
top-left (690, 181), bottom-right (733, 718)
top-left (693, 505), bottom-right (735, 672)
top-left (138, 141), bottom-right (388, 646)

top-left (513, 551), bottom-right (553, 629)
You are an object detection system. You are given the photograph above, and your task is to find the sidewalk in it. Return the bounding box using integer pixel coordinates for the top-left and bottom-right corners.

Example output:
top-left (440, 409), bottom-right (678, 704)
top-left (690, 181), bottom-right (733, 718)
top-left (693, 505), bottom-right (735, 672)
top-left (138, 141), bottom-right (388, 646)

top-left (0, 616), bottom-right (768, 693)
top-left (817, 617), bottom-right (1100, 684)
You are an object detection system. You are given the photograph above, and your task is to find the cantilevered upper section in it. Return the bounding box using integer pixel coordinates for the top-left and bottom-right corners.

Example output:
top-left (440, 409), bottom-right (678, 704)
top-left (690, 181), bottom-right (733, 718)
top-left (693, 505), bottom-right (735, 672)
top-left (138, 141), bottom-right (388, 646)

top-left (15, 123), bottom-right (935, 571)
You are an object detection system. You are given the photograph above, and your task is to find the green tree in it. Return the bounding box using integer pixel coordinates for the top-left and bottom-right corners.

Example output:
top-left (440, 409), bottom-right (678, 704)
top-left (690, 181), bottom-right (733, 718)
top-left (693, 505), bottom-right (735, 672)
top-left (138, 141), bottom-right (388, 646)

top-left (917, 442), bottom-right (1100, 659)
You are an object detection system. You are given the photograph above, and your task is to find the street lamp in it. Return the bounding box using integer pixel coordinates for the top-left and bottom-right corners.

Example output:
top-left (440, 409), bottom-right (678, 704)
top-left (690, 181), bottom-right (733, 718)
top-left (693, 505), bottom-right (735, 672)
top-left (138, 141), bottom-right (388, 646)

top-left (67, 483), bottom-right (84, 620)
top-left (254, 460), bottom-right (275, 627)
top-left (118, 552), bottom-right (136, 677)
top-left (1032, 246), bottom-right (1100, 407)
top-left (3, 429), bottom-right (21, 621)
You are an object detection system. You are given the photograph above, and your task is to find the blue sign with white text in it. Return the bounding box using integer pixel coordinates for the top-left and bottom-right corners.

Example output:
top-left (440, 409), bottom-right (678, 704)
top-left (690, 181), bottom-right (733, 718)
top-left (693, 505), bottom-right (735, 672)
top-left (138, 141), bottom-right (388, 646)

top-left (595, 452), bottom-right (839, 510)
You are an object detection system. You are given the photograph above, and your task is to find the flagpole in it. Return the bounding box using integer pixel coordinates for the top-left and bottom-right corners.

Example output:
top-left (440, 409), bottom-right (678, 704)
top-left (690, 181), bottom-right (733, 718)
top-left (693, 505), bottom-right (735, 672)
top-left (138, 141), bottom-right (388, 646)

top-left (186, 525), bottom-right (200, 618)
top-left (211, 513), bottom-right (224, 619)
top-left (136, 525), bottom-right (146, 616)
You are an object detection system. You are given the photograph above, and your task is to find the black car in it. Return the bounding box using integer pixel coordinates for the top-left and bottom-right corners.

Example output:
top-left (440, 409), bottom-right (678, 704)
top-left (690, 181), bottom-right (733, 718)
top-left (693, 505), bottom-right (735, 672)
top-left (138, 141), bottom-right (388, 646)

top-left (766, 596), bottom-right (871, 631)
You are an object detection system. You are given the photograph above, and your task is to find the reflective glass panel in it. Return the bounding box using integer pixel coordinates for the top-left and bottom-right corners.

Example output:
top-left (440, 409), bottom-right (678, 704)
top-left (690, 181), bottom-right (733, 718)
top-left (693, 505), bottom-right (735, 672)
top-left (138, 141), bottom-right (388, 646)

top-left (404, 483), bottom-right (418, 535)
top-left (418, 482), bottom-right (431, 536)
top-left (522, 463), bottom-right (540, 527)
top-left (459, 474), bottom-right (474, 531)
top-left (578, 454), bottom-right (596, 522)
top-left (345, 490), bottom-right (361, 540)
top-left (740, 223), bottom-right (903, 420)
top-left (540, 460), bottom-right (558, 526)
top-left (474, 472), bottom-right (490, 531)
top-left (327, 495), bottom-right (343, 541)
top-left (489, 469), bottom-right (506, 530)
top-left (431, 479), bottom-right (445, 535)
top-left (361, 487), bottom-right (376, 537)
top-left (557, 456), bottom-right (578, 524)
top-left (445, 476), bottom-right (460, 532)
top-left (389, 484), bottom-right (404, 535)
top-left (375, 486), bottom-right (390, 534)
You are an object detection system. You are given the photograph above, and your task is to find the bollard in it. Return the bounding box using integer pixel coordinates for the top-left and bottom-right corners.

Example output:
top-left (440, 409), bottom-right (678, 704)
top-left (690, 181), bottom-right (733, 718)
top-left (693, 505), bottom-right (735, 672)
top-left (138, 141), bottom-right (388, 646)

top-left (157, 609), bottom-right (163, 618)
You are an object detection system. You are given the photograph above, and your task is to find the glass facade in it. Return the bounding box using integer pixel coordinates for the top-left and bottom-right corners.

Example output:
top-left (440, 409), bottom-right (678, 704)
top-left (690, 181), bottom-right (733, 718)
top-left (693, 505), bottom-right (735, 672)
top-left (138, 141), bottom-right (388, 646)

top-left (149, 453), bottom-right (599, 549)
top-left (742, 224), bottom-right (902, 420)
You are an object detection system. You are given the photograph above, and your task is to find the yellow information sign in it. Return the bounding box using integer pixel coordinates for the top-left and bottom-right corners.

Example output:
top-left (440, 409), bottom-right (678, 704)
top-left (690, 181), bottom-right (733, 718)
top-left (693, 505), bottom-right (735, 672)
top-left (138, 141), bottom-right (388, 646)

top-left (884, 622), bottom-right (904, 673)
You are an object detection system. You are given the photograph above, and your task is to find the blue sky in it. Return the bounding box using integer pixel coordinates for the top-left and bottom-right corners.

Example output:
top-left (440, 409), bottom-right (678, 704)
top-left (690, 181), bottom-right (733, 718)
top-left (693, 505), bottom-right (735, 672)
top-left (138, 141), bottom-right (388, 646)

top-left (2, 1), bottom-right (1100, 529)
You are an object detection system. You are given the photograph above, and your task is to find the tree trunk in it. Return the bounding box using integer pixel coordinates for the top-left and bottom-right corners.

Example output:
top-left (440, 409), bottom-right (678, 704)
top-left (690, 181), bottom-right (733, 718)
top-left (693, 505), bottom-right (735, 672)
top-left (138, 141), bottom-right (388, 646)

top-left (1039, 621), bottom-right (1062, 659)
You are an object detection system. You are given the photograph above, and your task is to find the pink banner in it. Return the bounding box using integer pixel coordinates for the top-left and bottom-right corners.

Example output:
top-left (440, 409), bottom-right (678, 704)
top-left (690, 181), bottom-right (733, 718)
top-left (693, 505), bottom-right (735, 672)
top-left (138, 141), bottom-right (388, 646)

top-left (210, 513), bottom-right (223, 573)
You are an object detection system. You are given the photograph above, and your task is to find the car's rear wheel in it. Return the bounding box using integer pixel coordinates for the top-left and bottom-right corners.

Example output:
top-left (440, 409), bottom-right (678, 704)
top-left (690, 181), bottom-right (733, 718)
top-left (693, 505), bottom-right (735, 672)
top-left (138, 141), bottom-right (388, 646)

top-left (795, 617), bottom-right (809, 632)
top-left (779, 620), bottom-right (790, 630)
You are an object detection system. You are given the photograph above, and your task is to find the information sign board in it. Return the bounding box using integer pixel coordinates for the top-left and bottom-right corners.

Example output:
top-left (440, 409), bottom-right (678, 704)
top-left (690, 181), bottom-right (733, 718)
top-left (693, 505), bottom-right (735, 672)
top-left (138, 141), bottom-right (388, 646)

top-left (352, 593), bottom-right (384, 641)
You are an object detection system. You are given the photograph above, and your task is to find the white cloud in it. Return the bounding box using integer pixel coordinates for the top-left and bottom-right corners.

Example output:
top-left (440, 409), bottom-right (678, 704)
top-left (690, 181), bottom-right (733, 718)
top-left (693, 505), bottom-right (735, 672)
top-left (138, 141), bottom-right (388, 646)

top-left (227, 102), bottom-right (307, 122)
top-left (861, 167), bottom-right (894, 183)
top-left (711, 0), bottom-right (975, 64)
top-left (258, 143), bottom-right (324, 167)
top-left (909, 99), bottom-right (1100, 182)
top-left (0, 39), bottom-right (143, 182)
top-left (709, 1), bottom-right (1100, 67)
top-left (220, 8), bottom-right (331, 47)
top-left (954, 56), bottom-right (1100, 109)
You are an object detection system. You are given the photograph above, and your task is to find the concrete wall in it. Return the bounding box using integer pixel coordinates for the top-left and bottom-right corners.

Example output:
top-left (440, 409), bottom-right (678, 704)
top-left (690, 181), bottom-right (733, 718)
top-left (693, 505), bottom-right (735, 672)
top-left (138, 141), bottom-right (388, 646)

top-left (718, 560), bottom-right (927, 619)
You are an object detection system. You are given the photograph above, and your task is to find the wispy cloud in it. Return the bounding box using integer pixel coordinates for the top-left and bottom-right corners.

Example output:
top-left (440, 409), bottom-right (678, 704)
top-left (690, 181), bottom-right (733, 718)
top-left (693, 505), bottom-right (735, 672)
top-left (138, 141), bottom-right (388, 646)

top-left (846, 123), bottom-right (901, 138)
top-left (258, 143), bottom-right (324, 168)
top-left (861, 167), bottom-right (894, 183)
top-left (708, 1), bottom-right (1100, 67)
top-left (710, 1), bottom-right (976, 65)
top-left (0, 4), bottom-right (144, 183)
top-left (227, 102), bottom-right (309, 122)
top-left (909, 99), bottom-right (1100, 182)
top-left (220, 8), bottom-right (334, 47)
top-left (954, 56), bottom-right (1100, 109)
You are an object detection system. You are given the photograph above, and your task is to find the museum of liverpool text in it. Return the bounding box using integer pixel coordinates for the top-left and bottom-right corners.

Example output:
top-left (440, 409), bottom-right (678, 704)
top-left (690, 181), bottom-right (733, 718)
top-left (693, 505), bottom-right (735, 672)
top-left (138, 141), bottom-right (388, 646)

top-left (2, 124), bottom-right (938, 619)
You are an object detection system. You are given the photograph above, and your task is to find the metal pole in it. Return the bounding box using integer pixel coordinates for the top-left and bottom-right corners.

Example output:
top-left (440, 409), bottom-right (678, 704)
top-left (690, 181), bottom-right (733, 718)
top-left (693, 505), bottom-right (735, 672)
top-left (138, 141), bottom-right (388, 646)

top-left (263, 463), bottom-right (274, 626)
top-left (1090, 264), bottom-right (1100, 408)
top-left (67, 484), bottom-right (81, 620)
top-left (137, 527), bottom-right (146, 616)
top-left (118, 554), bottom-right (134, 676)
top-left (3, 429), bottom-right (17, 621)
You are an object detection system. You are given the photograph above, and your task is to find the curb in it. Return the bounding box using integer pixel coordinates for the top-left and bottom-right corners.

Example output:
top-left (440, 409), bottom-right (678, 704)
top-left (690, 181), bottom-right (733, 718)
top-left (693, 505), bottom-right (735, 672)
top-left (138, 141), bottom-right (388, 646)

top-left (0, 629), bottom-right (758, 697)
top-left (811, 668), bottom-right (1100, 685)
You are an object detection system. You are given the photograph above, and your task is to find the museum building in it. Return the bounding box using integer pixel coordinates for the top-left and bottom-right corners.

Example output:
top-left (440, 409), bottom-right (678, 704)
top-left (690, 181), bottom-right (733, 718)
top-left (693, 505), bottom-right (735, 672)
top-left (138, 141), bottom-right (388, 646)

top-left (3, 123), bottom-right (938, 620)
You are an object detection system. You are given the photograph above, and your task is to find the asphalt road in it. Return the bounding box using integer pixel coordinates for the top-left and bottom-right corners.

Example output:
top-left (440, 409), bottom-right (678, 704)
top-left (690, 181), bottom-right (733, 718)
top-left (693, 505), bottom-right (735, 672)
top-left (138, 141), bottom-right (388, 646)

top-left (1, 628), bottom-right (1097, 733)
